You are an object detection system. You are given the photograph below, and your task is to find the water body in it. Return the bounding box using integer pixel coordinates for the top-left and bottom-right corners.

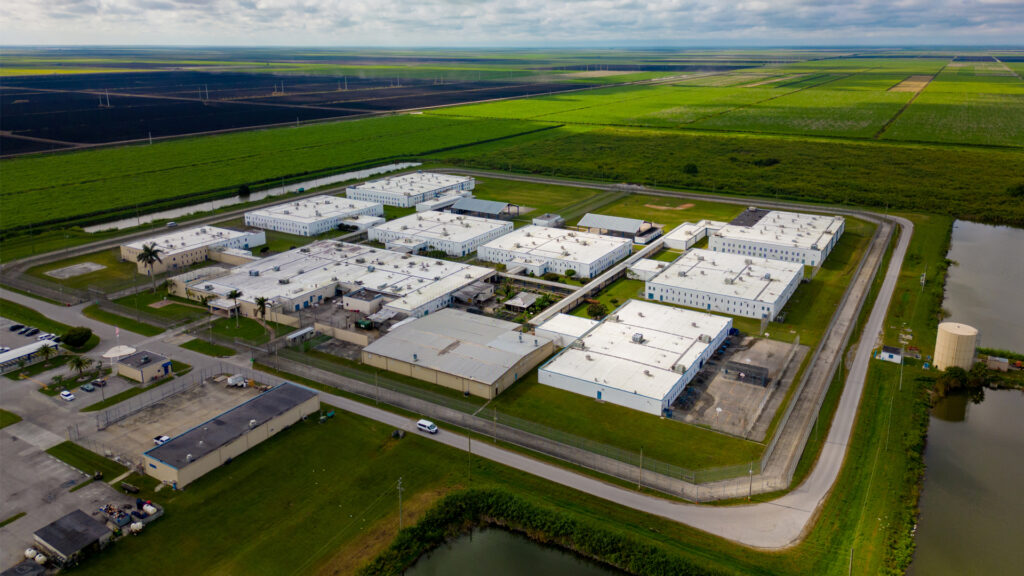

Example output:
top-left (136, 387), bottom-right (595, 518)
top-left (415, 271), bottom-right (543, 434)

top-left (404, 528), bottom-right (624, 576)
top-left (83, 162), bottom-right (421, 232)
top-left (943, 220), bottom-right (1024, 351)
top-left (908, 389), bottom-right (1024, 575)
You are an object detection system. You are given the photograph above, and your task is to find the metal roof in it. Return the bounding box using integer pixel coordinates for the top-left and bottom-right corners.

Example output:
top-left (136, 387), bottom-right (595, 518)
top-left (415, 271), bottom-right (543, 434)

top-left (0, 341), bottom-right (58, 365)
top-left (451, 198), bottom-right (509, 215)
top-left (145, 383), bottom-right (317, 469)
top-left (882, 345), bottom-right (903, 355)
top-left (33, 510), bottom-right (109, 557)
top-left (577, 213), bottom-right (647, 235)
top-left (363, 309), bottom-right (551, 385)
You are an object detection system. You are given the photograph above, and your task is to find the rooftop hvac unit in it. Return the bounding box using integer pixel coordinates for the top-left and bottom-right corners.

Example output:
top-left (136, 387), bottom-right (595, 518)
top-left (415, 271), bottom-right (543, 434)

top-left (724, 278), bottom-right (734, 285)
top-left (672, 364), bottom-right (687, 374)
top-left (300, 247), bottom-right (310, 253)
top-left (763, 272), bottom-right (771, 280)
top-left (367, 265), bottom-right (375, 272)
top-left (464, 273), bottom-right (472, 278)
top-left (273, 265), bottom-right (280, 271)
top-left (401, 225), bottom-right (408, 230)
top-left (678, 271), bottom-right (687, 277)
top-left (643, 369), bottom-right (652, 377)
top-left (632, 333), bottom-right (644, 343)
top-left (283, 210), bottom-right (290, 215)
top-left (698, 334), bottom-right (712, 343)
top-left (279, 278), bottom-right (291, 285)
top-left (249, 270), bottom-right (260, 277)
top-left (697, 255), bottom-right (704, 261)
top-left (204, 284), bottom-right (213, 290)
top-left (585, 354), bottom-right (593, 361)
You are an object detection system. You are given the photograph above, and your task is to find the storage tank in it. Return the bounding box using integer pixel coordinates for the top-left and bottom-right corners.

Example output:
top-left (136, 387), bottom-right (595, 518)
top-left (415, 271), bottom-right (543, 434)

top-left (935, 322), bottom-right (978, 370)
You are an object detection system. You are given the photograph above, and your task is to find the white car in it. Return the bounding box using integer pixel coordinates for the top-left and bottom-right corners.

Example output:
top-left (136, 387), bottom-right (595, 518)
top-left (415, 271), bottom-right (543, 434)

top-left (59, 391), bottom-right (76, 402)
top-left (37, 333), bottom-right (53, 340)
top-left (153, 435), bottom-right (171, 446)
top-left (416, 419), bottom-right (438, 434)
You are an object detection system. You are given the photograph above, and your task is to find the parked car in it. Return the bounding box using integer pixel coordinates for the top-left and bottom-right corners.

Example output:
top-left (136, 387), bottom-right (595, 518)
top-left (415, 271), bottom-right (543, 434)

top-left (59, 391), bottom-right (76, 402)
top-left (90, 379), bottom-right (107, 387)
top-left (0, 347), bottom-right (10, 353)
top-left (81, 383), bottom-right (95, 392)
top-left (8, 324), bottom-right (24, 332)
top-left (52, 336), bottom-right (62, 343)
top-left (18, 326), bottom-right (32, 335)
top-left (37, 333), bottom-right (53, 340)
top-left (153, 435), bottom-right (171, 446)
top-left (416, 419), bottom-right (438, 434)
top-left (25, 328), bottom-right (40, 336)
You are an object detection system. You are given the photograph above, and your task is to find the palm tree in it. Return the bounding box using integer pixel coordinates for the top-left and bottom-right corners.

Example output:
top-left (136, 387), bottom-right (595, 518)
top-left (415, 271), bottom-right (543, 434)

top-left (254, 296), bottom-right (269, 338)
top-left (37, 343), bottom-right (58, 367)
top-left (68, 355), bottom-right (93, 377)
top-left (227, 289), bottom-right (243, 328)
top-left (136, 243), bottom-right (164, 294)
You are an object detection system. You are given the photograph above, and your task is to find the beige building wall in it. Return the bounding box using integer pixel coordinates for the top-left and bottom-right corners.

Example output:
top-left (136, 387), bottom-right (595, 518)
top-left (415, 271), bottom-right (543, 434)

top-left (122, 245), bottom-right (209, 275)
top-left (314, 323), bottom-right (373, 346)
top-left (143, 394), bottom-right (318, 488)
top-left (209, 250), bottom-right (259, 267)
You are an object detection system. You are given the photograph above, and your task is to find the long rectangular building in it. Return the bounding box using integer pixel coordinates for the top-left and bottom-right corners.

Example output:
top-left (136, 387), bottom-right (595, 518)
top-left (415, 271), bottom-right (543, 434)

top-left (184, 240), bottom-right (494, 319)
top-left (368, 211), bottom-right (513, 256)
top-left (662, 220), bottom-right (728, 250)
top-left (244, 195), bottom-right (383, 236)
top-left (539, 300), bottom-right (731, 416)
top-left (121, 226), bottom-right (265, 275)
top-left (346, 172), bottom-right (474, 207)
top-left (144, 383), bottom-right (318, 488)
top-left (645, 248), bottom-right (802, 320)
top-left (478, 225), bottom-right (632, 279)
top-left (709, 208), bottom-right (844, 267)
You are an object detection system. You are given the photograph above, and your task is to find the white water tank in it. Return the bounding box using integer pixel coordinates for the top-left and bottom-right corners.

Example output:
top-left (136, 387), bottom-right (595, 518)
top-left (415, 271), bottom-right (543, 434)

top-left (24, 548), bottom-right (37, 559)
top-left (34, 553), bottom-right (47, 565)
top-left (935, 322), bottom-right (978, 370)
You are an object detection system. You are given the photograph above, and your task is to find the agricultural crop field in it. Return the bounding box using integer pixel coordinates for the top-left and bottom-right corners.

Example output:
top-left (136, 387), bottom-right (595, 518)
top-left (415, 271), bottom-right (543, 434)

top-left (0, 115), bottom-right (548, 234)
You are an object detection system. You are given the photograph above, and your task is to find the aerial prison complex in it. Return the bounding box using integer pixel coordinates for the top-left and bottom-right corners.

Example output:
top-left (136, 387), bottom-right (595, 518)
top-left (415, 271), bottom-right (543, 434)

top-left (346, 172), bottom-right (475, 207)
top-left (478, 225), bottom-right (633, 278)
top-left (538, 300), bottom-right (732, 416)
top-left (244, 195), bottom-right (384, 236)
top-left (367, 210), bottom-right (513, 256)
top-left (710, 208), bottom-right (845, 267)
top-left (170, 240), bottom-right (494, 319)
top-left (121, 226), bottom-right (265, 275)
top-left (362, 309), bottom-right (554, 399)
top-left (644, 249), bottom-right (804, 320)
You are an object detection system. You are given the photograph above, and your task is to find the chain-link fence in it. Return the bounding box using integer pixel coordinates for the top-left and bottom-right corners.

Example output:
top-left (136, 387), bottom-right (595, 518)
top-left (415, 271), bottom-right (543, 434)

top-left (94, 375), bottom-right (201, 430)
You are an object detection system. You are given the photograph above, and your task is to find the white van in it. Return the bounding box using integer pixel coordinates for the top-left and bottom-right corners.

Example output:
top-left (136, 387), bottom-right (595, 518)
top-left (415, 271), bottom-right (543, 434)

top-left (416, 419), bottom-right (438, 434)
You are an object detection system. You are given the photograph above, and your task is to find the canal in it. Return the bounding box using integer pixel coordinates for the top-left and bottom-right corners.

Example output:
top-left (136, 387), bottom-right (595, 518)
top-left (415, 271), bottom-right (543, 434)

top-left (404, 528), bottom-right (624, 576)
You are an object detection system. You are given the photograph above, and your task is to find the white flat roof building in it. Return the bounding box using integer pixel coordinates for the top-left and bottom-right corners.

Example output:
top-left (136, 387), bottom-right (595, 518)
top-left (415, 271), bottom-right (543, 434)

top-left (416, 194), bottom-right (470, 212)
top-left (185, 240), bottom-right (494, 318)
top-left (368, 211), bottom-right (513, 257)
top-left (121, 226), bottom-right (265, 274)
top-left (535, 314), bottom-right (599, 347)
top-left (645, 248), bottom-right (803, 320)
top-left (627, 258), bottom-right (669, 281)
top-left (539, 300), bottom-right (731, 416)
top-left (662, 220), bottom-right (728, 251)
top-left (478, 225), bottom-right (632, 279)
top-left (346, 172), bottom-right (474, 207)
top-left (710, 208), bottom-right (844, 267)
top-left (244, 195), bottom-right (383, 236)
top-left (341, 214), bottom-right (386, 231)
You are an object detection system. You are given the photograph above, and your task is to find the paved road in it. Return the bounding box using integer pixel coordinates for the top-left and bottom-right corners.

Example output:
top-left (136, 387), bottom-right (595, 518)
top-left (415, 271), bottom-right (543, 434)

top-left (0, 187), bottom-right (913, 549)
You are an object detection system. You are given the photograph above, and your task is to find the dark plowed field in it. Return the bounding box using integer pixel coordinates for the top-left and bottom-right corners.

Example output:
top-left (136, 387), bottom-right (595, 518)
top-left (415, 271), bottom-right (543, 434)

top-left (0, 71), bottom-right (592, 155)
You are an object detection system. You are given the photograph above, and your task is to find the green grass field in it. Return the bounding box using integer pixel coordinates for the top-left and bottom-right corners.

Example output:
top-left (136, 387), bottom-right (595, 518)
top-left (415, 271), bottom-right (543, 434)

top-left (112, 291), bottom-right (209, 323)
top-left (0, 115), bottom-right (549, 234)
top-left (0, 409), bottom-right (22, 429)
top-left (210, 316), bottom-right (291, 344)
top-left (3, 354), bottom-right (72, 381)
top-left (45, 441), bottom-right (128, 479)
top-left (581, 192), bottom-right (744, 228)
top-left (81, 305), bottom-right (164, 337)
top-left (180, 338), bottom-right (236, 357)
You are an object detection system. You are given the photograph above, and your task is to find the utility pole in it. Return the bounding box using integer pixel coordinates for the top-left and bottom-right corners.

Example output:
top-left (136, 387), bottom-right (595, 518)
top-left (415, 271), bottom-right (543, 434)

top-left (375, 371), bottom-right (379, 405)
top-left (395, 475), bottom-right (403, 528)
top-left (493, 408), bottom-right (497, 442)
top-left (638, 446), bottom-right (643, 490)
top-left (748, 461), bottom-right (754, 500)
top-left (468, 435), bottom-right (472, 482)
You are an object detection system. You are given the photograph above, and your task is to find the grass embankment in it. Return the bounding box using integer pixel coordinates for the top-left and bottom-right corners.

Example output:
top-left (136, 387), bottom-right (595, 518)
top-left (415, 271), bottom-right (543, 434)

top-left (112, 291), bottom-right (208, 323)
top-left (0, 298), bottom-right (99, 352)
top-left (0, 512), bottom-right (26, 528)
top-left (46, 441), bottom-right (127, 479)
top-left (180, 338), bottom-right (236, 357)
top-left (80, 361), bottom-right (192, 413)
top-left (82, 305), bottom-right (164, 337)
top-left (0, 409), bottom-right (22, 429)
top-left (210, 317), bottom-right (292, 344)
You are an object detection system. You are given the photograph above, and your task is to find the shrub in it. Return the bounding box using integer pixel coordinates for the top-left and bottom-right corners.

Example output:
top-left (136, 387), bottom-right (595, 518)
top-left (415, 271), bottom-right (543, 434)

top-left (753, 157), bottom-right (780, 167)
top-left (565, 269), bottom-right (576, 277)
top-left (587, 302), bottom-right (608, 318)
top-left (1008, 182), bottom-right (1024, 197)
top-left (62, 327), bottom-right (92, 348)
top-left (237, 184), bottom-right (251, 196)
top-left (683, 163), bottom-right (698, 175)
top-left (542, 272), bottom-right (561, 282)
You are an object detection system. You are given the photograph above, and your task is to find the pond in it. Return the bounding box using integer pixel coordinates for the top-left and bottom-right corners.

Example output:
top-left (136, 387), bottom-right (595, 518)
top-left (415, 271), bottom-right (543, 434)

top-left (82, 162), bottom-right (420, 232)
top-left (404, 527), bottom-right (625, 576)
top-left (908, 388), bottom-right (1024, 575)
top-left (942, 220), bottom-right (1024, 351)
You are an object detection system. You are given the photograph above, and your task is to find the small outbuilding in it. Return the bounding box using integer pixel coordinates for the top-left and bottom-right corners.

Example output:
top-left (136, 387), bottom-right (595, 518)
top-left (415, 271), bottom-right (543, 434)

top-left (117, 351), bottom-right (172, 383)
top-left (879, 345), bottom-right (903, 365)
top-left (577, 213), bottom-right (662, 244)
top-left (33, 509), bottom-right (111, 566)
top-left (504, 292), bottom-right (541, 313)
top-left (532, 213), bottom-right (564, 228)
top-left (450, 197), bottom-right (520, 220)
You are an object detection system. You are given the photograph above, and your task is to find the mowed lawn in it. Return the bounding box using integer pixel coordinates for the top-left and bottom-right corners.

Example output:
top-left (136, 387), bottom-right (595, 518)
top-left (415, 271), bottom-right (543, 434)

top-left (471, 176), bottom-right (606, 223)
top-left (113, 291), bottom-right (208, 323)
top-left (490, 372), bottom-right (764, 470)
top-left (582, 193), bottom-right (744, 229)
top-left (69, 411), bottom-right (470, 576)
top-left (26, 247), bottom-right (140, 292)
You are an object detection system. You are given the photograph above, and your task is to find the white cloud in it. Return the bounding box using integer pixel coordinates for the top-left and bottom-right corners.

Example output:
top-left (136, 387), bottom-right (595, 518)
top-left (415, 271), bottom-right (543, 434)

top-left (1, 0), bottom-right (1021, 45)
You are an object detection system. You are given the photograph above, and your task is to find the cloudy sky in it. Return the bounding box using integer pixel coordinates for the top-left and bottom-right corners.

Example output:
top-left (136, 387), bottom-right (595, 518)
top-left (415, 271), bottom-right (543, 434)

top-left (2, 0), bottom-right (1023, 46)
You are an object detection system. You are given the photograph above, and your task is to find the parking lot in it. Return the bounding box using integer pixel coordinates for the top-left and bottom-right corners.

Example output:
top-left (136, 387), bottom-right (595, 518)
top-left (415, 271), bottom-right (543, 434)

top-left (0, 317), bottom-right (61, 354)
top-left (674, 337), bottom-right (807, 440)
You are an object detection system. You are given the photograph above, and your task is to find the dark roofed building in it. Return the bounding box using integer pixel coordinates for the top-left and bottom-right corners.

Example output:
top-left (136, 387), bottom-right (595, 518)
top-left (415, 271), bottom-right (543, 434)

top-left (116, 350), bottom-right (172, 383)
top-left (33, 510), bottom-right (111, 566)
top-left (450, 198), bottom-right (519, 219)
top-left (728, 207), bottom-right (772, 227)
top-left (143, 383), bottom-right (319, 488)
top-left (577, 213), bottom-right (662, 243)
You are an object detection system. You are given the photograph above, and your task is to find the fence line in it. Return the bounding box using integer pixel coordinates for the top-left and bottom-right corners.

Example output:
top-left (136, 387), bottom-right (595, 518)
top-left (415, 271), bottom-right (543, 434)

top-left (95, 374), bottom-right (202, 430)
